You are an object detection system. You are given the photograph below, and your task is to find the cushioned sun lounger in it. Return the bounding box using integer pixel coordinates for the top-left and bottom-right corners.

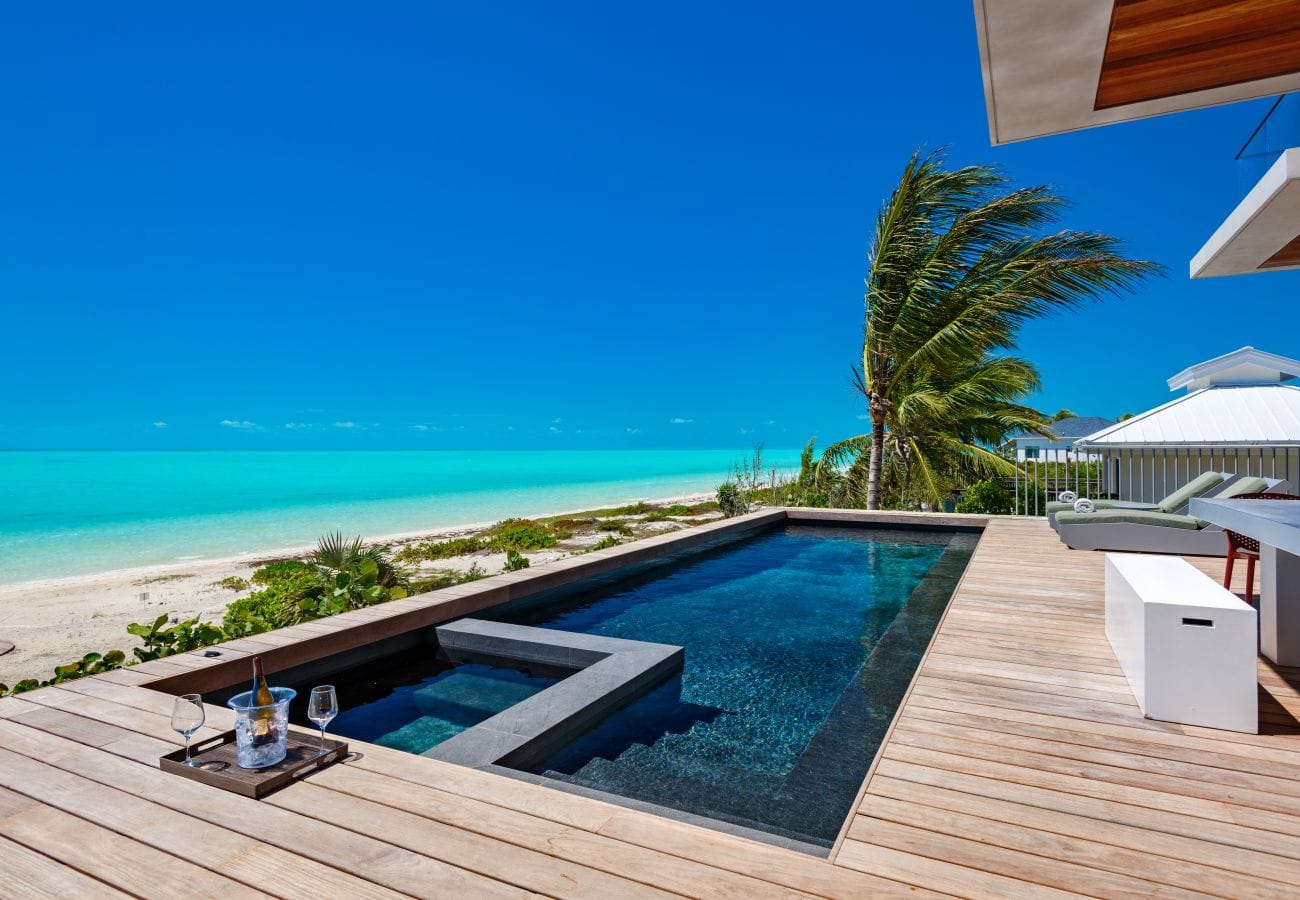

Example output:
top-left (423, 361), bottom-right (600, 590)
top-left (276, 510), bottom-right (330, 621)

top-left (1053, 475), bottom-right (1287, 556)
top-left (1047, 470), bottom-right (1229, 527)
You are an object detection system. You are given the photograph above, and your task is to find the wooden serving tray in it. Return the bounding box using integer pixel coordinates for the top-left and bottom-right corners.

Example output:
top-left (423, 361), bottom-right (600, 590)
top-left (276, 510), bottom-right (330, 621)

top-left (160, 730), bottom-right (349, 798)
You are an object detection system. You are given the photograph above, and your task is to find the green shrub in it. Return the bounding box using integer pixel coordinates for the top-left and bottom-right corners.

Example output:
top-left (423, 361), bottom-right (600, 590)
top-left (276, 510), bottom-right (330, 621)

top-left (659, 504), bottom-right (692, 516)
top-left (955, 479), bottom-right (1012, 515)
top-left (595, 519), bottom-right (632, 536)
top-left (503, 549), bottom-right (530, 572)
top-left (127, 615), bottom-right (227, 662)
top-left (546, 517), bottom-right (594, 532)
top-left (251, 559), bottom-right (315, 585)
top-left (716, 482), bottom-right (747, 517)
top-left (215, 576), bottom-right (250, 591)
top-left (486, 519), bottom-right (557, 551)
top-left (585, 535), bottom-right (622, 553)
top-left (394, 536), bottom-right (486, 564)
top-left (222, 565), bottom-right (323, 635)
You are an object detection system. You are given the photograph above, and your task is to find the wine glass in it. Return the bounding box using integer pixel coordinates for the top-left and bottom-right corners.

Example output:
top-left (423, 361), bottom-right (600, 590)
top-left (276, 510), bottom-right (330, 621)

top-left (171, 693), bottom-right (206, 766)
top-left (307, 685), bottom-right (338, 750)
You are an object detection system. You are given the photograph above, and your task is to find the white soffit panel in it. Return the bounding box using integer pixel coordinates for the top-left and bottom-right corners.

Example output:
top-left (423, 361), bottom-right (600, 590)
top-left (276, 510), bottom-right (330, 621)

top-left (1191, 150), bottom-right (1300, 278)
top-left (974, 0), bottom-right (1300, 145)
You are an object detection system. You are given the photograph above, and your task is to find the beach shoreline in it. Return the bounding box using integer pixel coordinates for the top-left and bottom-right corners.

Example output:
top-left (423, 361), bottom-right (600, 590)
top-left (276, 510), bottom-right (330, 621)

top-left (0, 490), bottom-right (715, 687)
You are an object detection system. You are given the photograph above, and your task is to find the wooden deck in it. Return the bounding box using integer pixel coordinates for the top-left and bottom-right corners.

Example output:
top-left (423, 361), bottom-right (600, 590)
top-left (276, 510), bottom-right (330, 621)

top-left (2, 514), bottom-right (1299, 897)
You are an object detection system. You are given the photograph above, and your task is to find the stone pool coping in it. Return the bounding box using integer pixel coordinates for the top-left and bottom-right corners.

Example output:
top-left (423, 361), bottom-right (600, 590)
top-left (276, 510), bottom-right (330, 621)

top-left (426, 619), bottom-right (684, 769)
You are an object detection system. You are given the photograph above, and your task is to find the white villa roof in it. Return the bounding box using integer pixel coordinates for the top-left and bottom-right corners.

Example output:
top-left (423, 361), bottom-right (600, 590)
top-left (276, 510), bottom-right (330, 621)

top-left (1076, 385), bottom-right (1300, 448)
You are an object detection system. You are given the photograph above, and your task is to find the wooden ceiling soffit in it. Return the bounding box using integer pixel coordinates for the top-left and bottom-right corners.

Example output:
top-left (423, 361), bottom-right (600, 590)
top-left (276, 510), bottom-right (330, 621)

top-left (1095, 0), bottom-right (1300, 110)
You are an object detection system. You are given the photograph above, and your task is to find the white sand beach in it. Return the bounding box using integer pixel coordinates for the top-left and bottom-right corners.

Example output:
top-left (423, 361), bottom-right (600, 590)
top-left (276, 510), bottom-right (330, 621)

top-left (0, 493), bottom-right (716, 687)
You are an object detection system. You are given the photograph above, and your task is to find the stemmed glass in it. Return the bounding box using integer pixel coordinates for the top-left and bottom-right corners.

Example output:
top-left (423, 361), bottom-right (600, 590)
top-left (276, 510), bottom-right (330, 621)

top-left (307, 685), bottom-right (338, 751)
top-left (170, 693), bottom-right (206, 766)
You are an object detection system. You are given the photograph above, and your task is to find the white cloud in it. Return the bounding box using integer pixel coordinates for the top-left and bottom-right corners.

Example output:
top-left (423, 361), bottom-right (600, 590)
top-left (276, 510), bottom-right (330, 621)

top-left (548, 425), bottom-right (561, 434)
top-left (412, 424), bottom-right (429, 431)
top-left (625, 427), bottom-right (640, 434)
top-left (220, 419), bottom-right (259, 430)
top-left (669, 417), bottom-right (693, 425)
top-left (506, 425), bottom-right (516, 432)
top-left (283, 422), bottom-right (310, 430)
top-left (334, 421), bottom-right (357, 429)
top-left (153, 421), bottom-right (167, 428)
top-left (552, 417), bottom-right (563, 424)
top-left (766, 420), bottom-right (777, 425)
top-left (739, 427), bottom-right (750, 435)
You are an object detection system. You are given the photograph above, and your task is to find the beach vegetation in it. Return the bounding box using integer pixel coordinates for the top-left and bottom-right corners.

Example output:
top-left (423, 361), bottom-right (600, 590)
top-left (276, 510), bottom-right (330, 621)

top-left (485, 519), bottom-right (558, 551)
top-left (545, 516), bottom-right (595, 532)
top-left (504, 549), bottom-right (530, 572)
top-left (215, 575), bottom-right (250, 591)
top-left (251, 559), bottom-right (315, 585)
top-left (585, 535), bottom-right (623, 552)
top-left (716, 481), bottom-right (746, 517)
top-left (595, 519), bottom-right (633, 536)
top-left (136, 572), bottom-right (194, 585)
top-left (313, 532), bottom-right (407, 588)
top-left (395, 536), bottom-right (487, 564)
top-left (128, 615), bottom-right (227, 662)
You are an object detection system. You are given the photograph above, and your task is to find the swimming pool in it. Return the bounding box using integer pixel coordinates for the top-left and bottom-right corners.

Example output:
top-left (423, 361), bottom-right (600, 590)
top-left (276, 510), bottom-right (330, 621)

top-left (497, 523), bottom-right (976, 849)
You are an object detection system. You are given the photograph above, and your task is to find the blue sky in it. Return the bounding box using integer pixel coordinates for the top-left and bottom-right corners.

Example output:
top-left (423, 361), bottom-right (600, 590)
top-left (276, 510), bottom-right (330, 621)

top-left (0, 2), bottom-right (1293, 450)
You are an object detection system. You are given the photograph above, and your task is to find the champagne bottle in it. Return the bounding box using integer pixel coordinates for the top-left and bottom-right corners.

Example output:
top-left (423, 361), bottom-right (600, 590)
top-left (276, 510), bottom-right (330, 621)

top-left (249, 656), bottom-right (276, 746)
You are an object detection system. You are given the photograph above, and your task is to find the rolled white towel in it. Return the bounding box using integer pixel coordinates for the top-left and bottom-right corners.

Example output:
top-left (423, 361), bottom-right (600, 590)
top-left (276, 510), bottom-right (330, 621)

top-left (1058, 490), bottom-right (1078, 504)
top-left (1073, 498), bottom-right (1095, 513)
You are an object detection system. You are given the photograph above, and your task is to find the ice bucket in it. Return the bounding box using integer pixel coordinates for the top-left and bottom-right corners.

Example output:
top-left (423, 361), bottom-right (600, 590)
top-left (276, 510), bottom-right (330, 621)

top-left (227, 686), bottom-right (296, 768)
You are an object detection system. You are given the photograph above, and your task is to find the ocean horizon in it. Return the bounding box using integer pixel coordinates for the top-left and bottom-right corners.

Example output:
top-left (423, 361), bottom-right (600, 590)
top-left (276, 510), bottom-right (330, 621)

top-left (0, 448), bottom-right (800, 585)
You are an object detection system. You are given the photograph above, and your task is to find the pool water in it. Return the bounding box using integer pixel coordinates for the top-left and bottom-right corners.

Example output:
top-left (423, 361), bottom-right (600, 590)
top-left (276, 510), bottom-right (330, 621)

top-left (502, 524), bottom-right (976, 849)
top-left (297, 653), bottom-right (563, 755)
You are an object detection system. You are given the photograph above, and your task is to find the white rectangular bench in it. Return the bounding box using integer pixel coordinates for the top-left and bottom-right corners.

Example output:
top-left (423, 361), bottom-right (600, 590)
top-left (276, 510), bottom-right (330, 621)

top-left (1105, 553), bottom-right (1258, 734)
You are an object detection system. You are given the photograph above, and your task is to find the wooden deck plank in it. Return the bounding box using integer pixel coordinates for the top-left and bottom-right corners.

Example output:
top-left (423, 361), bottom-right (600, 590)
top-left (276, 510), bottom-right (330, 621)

top-left (285, 756), bottom-right (809, 899)
top-left (0, 833), bottom-right (133, 899)
top-left (0, 781), bottom-right (267, 899)
top-left (868, 774), bottom-right (1300, 892)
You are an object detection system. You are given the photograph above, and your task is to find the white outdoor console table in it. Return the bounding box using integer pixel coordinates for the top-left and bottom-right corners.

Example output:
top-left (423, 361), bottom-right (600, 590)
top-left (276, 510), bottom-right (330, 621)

top-left (1104, 553), bottom-right (1257, 733)
top-left (1191, 496), bottom-right (1300, 666)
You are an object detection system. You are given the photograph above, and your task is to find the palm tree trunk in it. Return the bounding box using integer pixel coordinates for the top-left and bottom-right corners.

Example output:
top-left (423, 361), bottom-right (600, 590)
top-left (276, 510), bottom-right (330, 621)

top-left (867, 418), bottom-right (885, 510)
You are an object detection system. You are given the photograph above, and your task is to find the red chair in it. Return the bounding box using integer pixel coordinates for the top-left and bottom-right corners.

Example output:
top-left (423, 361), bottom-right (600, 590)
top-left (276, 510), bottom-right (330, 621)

top-left (1223, 492), bottom-right (1300, 603)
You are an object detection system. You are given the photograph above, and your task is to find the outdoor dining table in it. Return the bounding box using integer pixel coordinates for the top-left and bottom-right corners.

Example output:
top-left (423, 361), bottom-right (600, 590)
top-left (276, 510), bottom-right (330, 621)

top-left (1191, 496), bottom-right (1300, 666)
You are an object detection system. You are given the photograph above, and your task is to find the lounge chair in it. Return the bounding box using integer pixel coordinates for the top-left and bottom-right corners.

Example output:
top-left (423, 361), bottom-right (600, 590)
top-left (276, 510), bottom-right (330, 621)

top-left (1047, 470), bottom-right (1228, 530)
top-left (1054, 475), bottom-right (1286, 555)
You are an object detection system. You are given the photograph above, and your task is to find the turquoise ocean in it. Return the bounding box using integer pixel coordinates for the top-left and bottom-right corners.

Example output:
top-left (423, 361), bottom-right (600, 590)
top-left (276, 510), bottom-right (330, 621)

top-left (0, 449), bottom-right (800, 585)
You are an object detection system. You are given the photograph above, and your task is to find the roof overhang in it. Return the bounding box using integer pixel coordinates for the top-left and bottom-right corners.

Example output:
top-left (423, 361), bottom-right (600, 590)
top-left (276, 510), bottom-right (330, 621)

top-left (1167, 345), bottom-right (1300, 390)
top-left (974, 0), bottom-right (1300, 145)
top-left (1191, 149), bottom-right (1300, 277)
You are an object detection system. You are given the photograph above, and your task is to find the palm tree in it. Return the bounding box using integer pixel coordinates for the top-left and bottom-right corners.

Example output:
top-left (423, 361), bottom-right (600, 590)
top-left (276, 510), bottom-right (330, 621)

top-left (819, 354), bottom-right (1048, 508)
top-left (854, 150), bottom-right (1160, 508)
